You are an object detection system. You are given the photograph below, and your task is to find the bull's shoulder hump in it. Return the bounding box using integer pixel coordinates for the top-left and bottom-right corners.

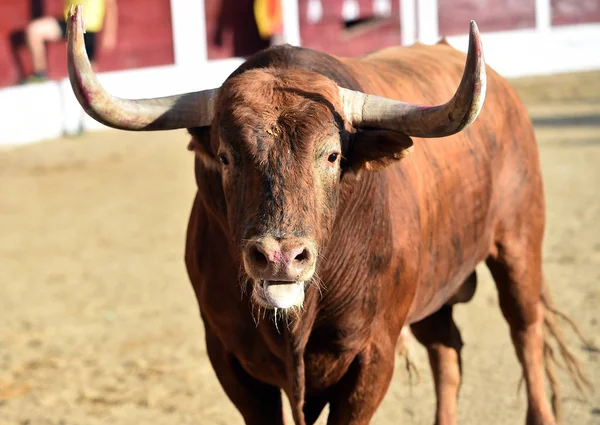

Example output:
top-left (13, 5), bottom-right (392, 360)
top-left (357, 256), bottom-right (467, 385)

top-left (357, 42), bottom-right (464, 65)
top-left (236, 44), bottom-right (364, 91)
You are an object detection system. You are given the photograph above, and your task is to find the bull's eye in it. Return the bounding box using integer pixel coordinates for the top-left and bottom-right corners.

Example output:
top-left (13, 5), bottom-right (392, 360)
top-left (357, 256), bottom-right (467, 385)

top-left (327, 153), bottom-right (339, 163)
top-left (218, 154), bottom-right (229, 166)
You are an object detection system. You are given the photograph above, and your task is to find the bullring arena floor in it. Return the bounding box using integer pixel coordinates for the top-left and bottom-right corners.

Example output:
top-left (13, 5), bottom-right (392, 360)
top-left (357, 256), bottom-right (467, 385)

top-left (1, 71), bottom-right (599, 425)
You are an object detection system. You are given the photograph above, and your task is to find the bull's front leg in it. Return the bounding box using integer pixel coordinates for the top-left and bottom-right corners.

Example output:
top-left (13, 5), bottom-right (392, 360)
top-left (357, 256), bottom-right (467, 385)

top-left (327, 340), bottom-right (396, 425)
top-left (204, 326), bottom-right (285, 425)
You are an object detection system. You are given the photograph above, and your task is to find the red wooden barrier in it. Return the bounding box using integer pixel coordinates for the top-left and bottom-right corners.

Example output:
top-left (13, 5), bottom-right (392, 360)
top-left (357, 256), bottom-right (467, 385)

top-left (0, 0), bottom-right (174, 89)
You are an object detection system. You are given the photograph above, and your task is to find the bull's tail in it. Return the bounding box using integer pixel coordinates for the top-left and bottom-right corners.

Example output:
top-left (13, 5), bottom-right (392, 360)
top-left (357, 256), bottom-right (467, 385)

top-left (396, 326), bottom-right (421, 389)
top-left (540, 277), bottom-right (596, 422)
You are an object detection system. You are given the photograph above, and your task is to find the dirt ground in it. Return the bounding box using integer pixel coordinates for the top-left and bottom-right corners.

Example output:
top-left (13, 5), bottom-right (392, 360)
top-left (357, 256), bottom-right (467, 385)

top-left (1, 70), bottom-right (599, 425)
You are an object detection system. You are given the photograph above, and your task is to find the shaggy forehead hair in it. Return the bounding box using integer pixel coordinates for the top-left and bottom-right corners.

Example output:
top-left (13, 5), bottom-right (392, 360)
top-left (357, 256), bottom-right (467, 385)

top-left (215, 68), bottom-right (344, 158)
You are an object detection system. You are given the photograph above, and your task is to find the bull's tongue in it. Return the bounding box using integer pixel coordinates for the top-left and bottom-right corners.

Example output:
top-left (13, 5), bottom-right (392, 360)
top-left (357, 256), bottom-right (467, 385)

top-left (263, 281), bottom-right (304, 309)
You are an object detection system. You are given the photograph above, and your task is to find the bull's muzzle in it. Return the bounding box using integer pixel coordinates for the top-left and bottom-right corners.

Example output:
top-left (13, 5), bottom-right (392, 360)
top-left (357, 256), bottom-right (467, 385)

top-left (243, 236), bottom-right (317, 309)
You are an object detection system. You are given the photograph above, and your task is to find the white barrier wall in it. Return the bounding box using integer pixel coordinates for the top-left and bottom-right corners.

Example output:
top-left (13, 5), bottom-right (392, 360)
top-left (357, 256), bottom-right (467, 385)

top-left (0, 59), bottom-right (244, 147)
top-left (446, 23), bottom-right (600, 78)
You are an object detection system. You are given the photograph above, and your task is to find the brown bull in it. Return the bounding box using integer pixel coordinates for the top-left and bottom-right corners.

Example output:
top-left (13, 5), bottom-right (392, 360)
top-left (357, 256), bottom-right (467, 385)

top-left (66, 5), bottom-right (590, 425)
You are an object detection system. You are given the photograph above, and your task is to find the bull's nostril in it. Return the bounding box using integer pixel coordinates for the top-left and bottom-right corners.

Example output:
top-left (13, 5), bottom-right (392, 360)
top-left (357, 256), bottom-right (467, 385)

top-left (294, 248), bottom-right (310, 263)
top-left (250, 246), bottom-right (268, 268)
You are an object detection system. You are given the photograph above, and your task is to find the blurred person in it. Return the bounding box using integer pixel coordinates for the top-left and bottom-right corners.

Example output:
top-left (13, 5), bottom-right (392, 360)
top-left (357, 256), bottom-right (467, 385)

top-left (20, 0), bottom-right (118, 84)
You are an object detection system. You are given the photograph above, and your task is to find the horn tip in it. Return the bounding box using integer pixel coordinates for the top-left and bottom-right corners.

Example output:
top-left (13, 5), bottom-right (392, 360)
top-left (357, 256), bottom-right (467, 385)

top-left (467, 20), bottom-right (484, 61)
top-left (68, 4), bottom-right (81, 20)
top-left (468, 21), bottom-right (482, 45)
top-left (469, 21), bottom-right (482, 45)
top-left (68, 4), bottom-right (85, 35)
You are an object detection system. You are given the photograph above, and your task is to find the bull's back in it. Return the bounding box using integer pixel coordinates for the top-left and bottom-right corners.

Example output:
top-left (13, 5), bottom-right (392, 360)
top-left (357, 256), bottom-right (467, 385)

top-left (343, 43), bottom-right (541, 322)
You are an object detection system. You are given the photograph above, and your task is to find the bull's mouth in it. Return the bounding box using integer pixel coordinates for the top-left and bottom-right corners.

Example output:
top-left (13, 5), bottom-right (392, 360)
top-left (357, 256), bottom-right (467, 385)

top-left (252, 280), bottom-right (306, 309)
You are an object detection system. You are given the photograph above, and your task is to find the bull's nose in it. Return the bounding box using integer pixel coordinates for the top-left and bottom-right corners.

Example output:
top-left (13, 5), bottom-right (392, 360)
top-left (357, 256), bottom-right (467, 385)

top-left (243, 236), bottom-right (316, 281)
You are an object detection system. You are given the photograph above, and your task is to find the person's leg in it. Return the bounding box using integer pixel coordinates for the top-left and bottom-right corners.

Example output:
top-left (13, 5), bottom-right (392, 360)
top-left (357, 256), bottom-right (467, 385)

top-left (24, 17), bottom-right (63, 81)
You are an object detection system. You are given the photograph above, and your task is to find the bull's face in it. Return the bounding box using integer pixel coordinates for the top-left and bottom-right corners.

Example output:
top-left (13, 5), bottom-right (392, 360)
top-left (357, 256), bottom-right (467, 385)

top-left (206, 70), bottom-right (346, 309)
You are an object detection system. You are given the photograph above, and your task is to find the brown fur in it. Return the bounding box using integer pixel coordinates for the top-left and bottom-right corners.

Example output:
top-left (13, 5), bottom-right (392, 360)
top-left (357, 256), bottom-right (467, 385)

top-left (184, 42), bottom-right (590, 425)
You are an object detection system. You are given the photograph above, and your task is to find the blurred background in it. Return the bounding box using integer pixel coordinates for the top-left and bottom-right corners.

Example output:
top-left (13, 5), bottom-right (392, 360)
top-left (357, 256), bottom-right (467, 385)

top-left (0, 1), bottom-right (599, 424)
top-left (1, 0), bottom-right (599, 145)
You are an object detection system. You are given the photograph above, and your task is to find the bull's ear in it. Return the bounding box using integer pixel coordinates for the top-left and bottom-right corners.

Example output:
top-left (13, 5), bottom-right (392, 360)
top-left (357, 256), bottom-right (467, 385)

top-left (188, 127), bottom-right (220, 169)
top-left (344, 129), bottom-right (414, 173)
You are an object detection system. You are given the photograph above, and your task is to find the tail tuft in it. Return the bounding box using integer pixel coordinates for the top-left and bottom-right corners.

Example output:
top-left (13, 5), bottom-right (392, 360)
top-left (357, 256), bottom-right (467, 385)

top-left (541, 279), bottom-right (596, 423)
top-left (397, 326), bottom-right (421, 389)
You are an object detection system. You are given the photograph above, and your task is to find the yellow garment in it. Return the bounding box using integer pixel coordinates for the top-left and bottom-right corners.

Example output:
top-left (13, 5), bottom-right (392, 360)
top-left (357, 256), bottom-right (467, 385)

top-left (254, 0), bottom-right (282, 39)
top-left (63, 0), bottom-right (106, 32)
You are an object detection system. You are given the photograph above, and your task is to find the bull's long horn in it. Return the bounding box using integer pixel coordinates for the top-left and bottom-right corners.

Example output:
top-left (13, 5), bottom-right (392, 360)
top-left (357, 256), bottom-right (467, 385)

top-left (67, 5), bottom-right (216, 130)
top-left (339, 20), bottom-right (486, 138)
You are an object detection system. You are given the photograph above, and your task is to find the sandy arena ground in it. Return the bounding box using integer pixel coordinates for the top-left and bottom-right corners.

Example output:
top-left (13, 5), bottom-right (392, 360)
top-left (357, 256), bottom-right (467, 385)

top-left (1, 71), bottom-right (599, 425)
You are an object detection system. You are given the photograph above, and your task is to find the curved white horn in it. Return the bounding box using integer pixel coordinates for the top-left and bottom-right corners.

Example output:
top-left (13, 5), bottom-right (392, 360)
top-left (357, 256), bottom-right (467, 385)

top-left (339, 20), bottom-right (486, 138)
top-left (67, 5), bottom-right (217, 130)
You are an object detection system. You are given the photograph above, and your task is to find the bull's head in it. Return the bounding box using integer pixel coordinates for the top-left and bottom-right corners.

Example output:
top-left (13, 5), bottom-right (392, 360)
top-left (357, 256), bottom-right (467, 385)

top-left (66, 5), bottom-right (486, 310)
